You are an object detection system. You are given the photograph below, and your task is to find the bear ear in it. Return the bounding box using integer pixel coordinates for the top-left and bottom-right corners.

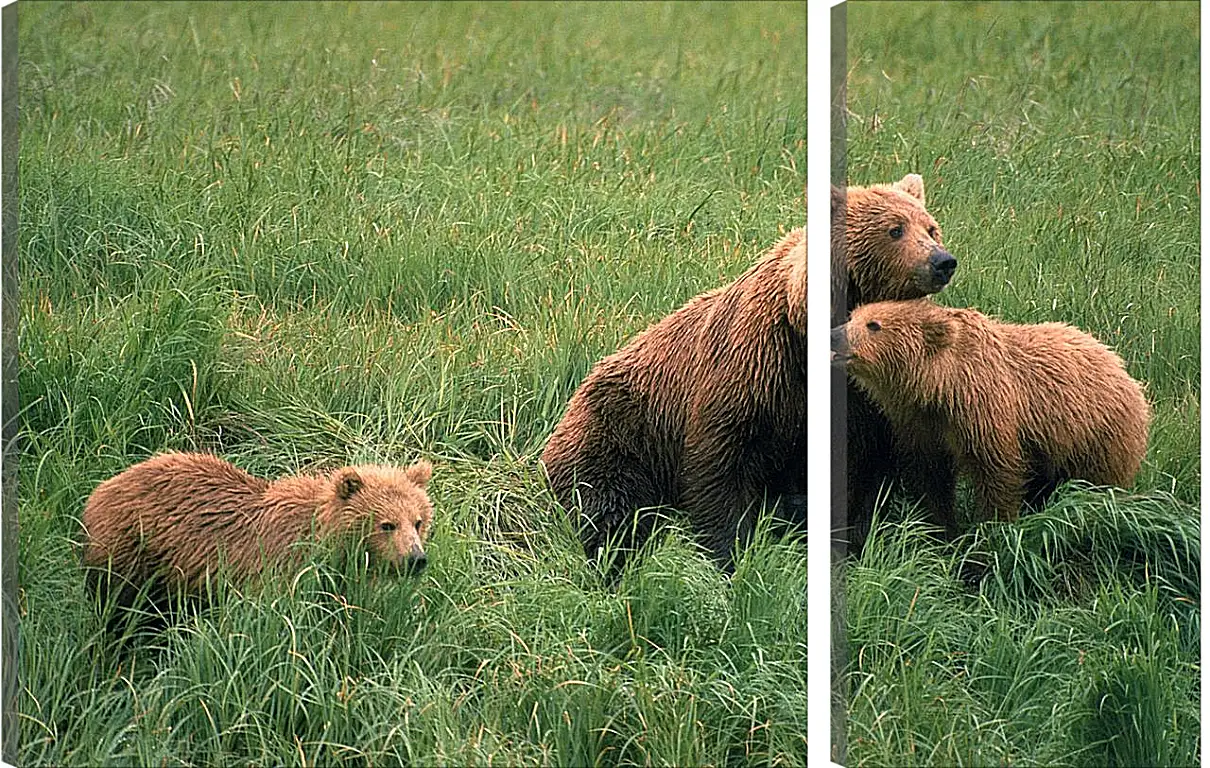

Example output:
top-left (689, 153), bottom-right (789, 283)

top-left (406, 460), bottom-right (433, 488)
top-left (922, 319), bottom-right (954, 351)
top-left (894, 174), bottom-right (925, 204)
top-left (335, 468), bottom-right (363, 500)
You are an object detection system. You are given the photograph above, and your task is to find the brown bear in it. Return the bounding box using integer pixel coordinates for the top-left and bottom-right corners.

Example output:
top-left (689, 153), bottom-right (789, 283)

top-left (831, 299), bottom-right (1151, 532)
top-left (831, 174), bottom-right (958, 551)
top-left (82, 452), bottom-right (434, 623)
top-left (541, 227), bottom-right (806, 575)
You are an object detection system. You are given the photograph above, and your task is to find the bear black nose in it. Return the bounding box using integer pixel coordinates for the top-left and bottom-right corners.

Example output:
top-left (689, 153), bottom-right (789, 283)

top-left (402, 549), bottom-right (427, 574)
top-left (929, 249), bottom-right (957, 280)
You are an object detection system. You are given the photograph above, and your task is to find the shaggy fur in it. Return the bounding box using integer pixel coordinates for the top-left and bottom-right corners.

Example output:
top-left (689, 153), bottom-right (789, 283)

top-left (82, 452), bottom-right (434, 614)
top-left (831, 174), bottom-right (958, 549)
top-left (833, 299), bottom-right (1151, 531)
top-left (542, 228), bottom-right (806, 573)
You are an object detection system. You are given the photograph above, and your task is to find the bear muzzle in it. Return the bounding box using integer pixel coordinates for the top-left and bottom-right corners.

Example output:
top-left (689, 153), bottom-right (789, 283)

top-left (399, 545), bottom-right (428, 575)
top-left (829, 325), bottom-right (851, 365)
top-left (927, 248), bottom-right (958, 287)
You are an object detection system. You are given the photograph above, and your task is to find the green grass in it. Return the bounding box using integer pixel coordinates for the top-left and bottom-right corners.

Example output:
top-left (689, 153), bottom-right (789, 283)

top-left (17, 2), bottom-right (806, 765)
top-left (21, 2), bottom-right (1200, 766)
top-left (842, 2), bottom-right (1198, 766)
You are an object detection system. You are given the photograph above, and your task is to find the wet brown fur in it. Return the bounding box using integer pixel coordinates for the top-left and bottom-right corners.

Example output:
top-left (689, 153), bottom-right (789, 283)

top-left (82, 452), bottom-right (434, 606)
top-left (839, 299), bottom-right (1151, 530)
top-left (542, 228), bottom-right (806, 572)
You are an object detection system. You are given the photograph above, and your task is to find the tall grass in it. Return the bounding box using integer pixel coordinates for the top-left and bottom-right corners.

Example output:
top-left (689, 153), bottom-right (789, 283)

top-left (18, 2), bottom-right (806, 765)
top-left (842, 3), bottom-right (1198, 765)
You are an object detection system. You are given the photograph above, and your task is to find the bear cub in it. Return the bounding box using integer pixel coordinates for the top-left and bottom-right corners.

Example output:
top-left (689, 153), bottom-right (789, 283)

top-left (82, 452), bottom-right (435, 622)
top-left (832, 299), bottom-right (1150, 532)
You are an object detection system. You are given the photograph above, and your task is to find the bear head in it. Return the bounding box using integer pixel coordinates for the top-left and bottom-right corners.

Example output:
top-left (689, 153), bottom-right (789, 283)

top-left (831, 299), bottom-right (957, 387)
top-left (328, 460), bottom-right (434, 573)
top-left (831, 174), bottom-right (957, 322)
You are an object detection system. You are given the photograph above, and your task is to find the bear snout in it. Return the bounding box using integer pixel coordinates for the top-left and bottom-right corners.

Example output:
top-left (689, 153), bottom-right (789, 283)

top-left (399, 544), bottom-right (427, 574)
top-left (928, 248), bottom-right (958, 285)
top-left (387, 541), bottom-right (425, 575)
top-left (829, 325), bottom-right (850, 364)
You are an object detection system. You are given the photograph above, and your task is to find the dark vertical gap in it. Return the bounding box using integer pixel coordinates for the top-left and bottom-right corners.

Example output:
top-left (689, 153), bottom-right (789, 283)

top-left (2, 2), bottom-right (19, 763)
top-left (829, 2), bottom-right (848, 765)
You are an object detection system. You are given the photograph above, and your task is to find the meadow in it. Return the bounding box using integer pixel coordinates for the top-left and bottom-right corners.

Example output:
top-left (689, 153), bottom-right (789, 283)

top-left (16, 2), bottom-right (806, 765)
top-left (840, 2), bottom-right (1199, 766)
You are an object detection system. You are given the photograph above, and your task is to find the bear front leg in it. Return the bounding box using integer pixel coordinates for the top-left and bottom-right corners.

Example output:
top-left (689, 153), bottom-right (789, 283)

top-left (679, 438), bottom-right (773, 572)
top-left (897, 444), bottom-right (959, 537)
top-left (682, 482), bottom-right (762, 572)
top-left (967, 437), bottom-right (1026, 523)
top-left (550, 456), bottom-right (666, 579)
top-left (841, 383), bottom-right (897, 550)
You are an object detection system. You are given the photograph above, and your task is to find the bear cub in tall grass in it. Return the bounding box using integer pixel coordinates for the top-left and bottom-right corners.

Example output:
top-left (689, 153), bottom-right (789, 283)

top-left (831, 299), bottom-right (1150, 533)
top-left (82, 452), bottom-right (434, 628)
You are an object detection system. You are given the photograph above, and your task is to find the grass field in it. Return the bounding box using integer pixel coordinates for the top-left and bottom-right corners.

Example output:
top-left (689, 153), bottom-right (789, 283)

top-left (16, 1), bottom-right (1201, 766)
top-left (16, 2), bottom-right (806, 765)
top-left (840, 3), bottom-right (1199, 766)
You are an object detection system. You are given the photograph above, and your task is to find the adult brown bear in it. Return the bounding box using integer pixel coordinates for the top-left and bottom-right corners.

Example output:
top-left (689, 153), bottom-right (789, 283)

top-left (542, 228), bottom-right (806, 574)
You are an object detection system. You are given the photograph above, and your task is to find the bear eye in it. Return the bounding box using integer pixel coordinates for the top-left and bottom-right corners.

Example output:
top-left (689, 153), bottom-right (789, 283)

top-left (380, 522), bottom-right (397, 532)
top-left (928, 226), bottom-right (939, 240)
top-left (888, 225), bottom-right (904, 240)
top-left (866, 320), bottom-right (882, 332)
top-left (414, 520), bottom-right (423, 532)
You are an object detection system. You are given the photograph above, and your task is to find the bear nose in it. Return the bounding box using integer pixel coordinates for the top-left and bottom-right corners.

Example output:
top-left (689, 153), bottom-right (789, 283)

top-left (929, 249), bottom-right (957, 280)
top-left (829, 326), bottom-right (850, 362)
top-left (402, 546), bottom-right (427, 574)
